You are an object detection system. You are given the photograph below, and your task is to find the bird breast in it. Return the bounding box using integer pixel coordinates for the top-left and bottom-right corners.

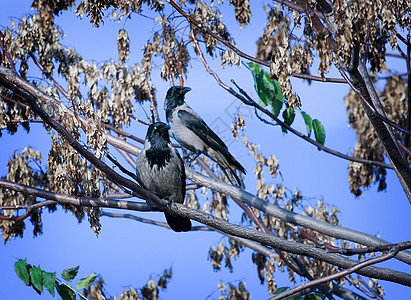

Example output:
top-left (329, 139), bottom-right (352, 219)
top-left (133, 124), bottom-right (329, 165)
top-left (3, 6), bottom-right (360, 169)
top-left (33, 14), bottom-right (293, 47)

top-left (169, 107), bottom-right (206, 153)
top-left (136, 149), bottom-right (184, 203)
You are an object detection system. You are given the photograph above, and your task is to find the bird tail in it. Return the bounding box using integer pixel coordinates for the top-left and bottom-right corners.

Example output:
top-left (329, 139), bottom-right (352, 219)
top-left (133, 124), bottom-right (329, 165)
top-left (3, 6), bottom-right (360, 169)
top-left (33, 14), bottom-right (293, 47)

top-left (164, 213), bottom-right (192, 232)
top-left (221, 166), bottom-right (244, 188)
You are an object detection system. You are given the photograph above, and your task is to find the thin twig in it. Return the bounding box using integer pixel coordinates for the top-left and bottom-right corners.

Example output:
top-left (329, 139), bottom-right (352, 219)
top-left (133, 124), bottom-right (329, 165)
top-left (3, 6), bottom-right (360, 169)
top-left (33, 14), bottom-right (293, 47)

top-left (190, 31), bottom-right (392, 169)
top-left (177, 38), bottom-right (185, 86)
top-left (29, 52), bottom-right (68, 100)
top-left (168, 0), bottom-right (346, 84)
top-left (104, 151), bottom-right (138, 182)
top-left (345, 276), bottom-right (377, 298)
top-left (0, 200), bottom-right (56, 222)
top-left (398, 140), bottom-right (411, 157)
top-left (101, 211), bottom-right (211, 231)
top-left (338, 64), bottom-right (411, 135)
top-left (117, 147), bottom-right (137, 169)
top-left (357, 275), bottom-right (384, 300)
top-left (104, 123), bottom-right (146, 144)
top-left (270, 243), bottom-right (409, 300)
top-left (7, 119), bottom-right (43, 124)
top-left (0, 31), bottom-right (16, 72)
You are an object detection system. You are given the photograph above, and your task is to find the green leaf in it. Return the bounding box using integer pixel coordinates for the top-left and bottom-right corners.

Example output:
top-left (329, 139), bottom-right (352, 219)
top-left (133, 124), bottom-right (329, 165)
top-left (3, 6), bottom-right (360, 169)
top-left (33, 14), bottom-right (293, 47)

top-left (76, 273), bottom-right (97, 290)
top-left (271, 80), bottom-right (284, 117)
top-left (14, 259), bottom-right (30, 286)
top-left (259, 71), bottom-right (275, 105)
top-left (56, 283), bottom-right (76, 300)
top-left (29, 266), bottom-right (43, 294)
top-left (281, 106), bottom-right (295, 133)
top-left (247, 62), bottom-right (259, 82)
top-left (62, 266), bottom-right (79, 282)
top-left (43, 271), bottom-right (56, 296)
top-left (248, 62), bottom-right (284, 115)
top-left (313, 119), bottom-right (326, 147)
top-left (301, 111), bottom-right (313, 137)
top-left (247, 62), bottom-right (260, 99)
top-left (273, 287), bottom-right (289, 295)
top-left (283, 106), bottom-right (295, 125)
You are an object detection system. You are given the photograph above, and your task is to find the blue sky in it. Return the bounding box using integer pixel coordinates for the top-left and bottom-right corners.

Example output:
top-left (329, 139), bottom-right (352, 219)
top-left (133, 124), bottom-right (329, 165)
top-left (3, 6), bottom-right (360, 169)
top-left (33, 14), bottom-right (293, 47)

top-left (1, 1), bottom-right (410, 299)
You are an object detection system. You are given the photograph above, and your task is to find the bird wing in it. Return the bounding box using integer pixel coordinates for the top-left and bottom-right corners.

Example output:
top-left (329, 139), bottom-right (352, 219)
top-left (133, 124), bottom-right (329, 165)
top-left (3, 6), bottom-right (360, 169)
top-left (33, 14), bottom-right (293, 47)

top-left (177, 109), bottom-right (228, 155)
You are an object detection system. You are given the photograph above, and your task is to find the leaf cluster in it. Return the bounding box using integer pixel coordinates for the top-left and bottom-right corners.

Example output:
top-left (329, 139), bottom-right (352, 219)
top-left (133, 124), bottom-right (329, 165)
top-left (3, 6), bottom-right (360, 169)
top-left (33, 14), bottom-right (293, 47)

top-left (15, 258), bottom-right (97, 300)
top-left (248, 62), bottom-right (325, 147)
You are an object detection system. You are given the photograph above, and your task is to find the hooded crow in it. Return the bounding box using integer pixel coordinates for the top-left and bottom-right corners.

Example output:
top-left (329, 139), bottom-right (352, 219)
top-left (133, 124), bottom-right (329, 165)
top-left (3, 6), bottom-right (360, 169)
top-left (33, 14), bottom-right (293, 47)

top-left (165, 86), bottom-right (245, 187)
top-left (136, 122), bottom-right (191, 232)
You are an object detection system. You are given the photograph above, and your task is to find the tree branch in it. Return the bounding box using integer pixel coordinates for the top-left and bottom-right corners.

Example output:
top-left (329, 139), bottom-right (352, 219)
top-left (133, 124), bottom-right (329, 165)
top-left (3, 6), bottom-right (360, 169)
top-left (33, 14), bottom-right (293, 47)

top-left (186, 167), bottom-right (411, 265)
top-left (227, 235), bottom-right (368, 300)
top-left (194, 156), bottom-right (332, 297)
top-left (168, 0), bottom-right (346, 84)
top-left (29, 52), bottom-right (68, 100)
top-left (0, 179), bottom-right (158, 217)
top-left (189, 31), bottom-right (393, 170)
top-left (101, 210), bottom-right (211, 231)
top-left (345, 45), bottom-right (411, 202)
top-left (271, 243), bottom-right (408, 300)
top-left (0, 31), bottom-right (16, 72)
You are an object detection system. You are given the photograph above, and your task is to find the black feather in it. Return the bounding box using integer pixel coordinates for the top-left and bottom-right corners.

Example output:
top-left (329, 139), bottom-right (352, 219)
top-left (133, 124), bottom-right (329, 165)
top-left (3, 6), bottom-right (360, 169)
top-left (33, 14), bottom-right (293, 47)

top-left (177, 110), bottom-right (245, 174)
top-left (164, 213), bottom-right (192, 232)
top-left (146, 146), bottom-right (172, 169)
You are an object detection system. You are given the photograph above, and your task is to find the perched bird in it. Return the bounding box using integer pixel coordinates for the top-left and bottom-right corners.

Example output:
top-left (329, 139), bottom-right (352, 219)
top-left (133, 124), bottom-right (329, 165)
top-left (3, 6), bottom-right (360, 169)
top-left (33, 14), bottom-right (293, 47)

top-left (136, 122), bottom-right (191, 232)
top-left (165, 86), bottom-right (246, 187)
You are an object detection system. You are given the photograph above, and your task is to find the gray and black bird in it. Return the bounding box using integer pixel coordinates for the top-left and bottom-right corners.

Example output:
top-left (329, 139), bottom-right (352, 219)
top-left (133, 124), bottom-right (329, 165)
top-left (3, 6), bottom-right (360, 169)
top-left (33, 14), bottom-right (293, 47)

top-left (165, 86), bottom-right (246, 187)
top-left (136, 122), bottom-right (191, 232)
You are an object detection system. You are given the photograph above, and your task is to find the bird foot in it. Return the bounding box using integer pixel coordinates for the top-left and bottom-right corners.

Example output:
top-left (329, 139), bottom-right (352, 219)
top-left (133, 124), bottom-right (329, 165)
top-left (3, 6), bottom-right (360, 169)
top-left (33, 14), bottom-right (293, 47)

top-left (186, 151), bottom-right (200, 166)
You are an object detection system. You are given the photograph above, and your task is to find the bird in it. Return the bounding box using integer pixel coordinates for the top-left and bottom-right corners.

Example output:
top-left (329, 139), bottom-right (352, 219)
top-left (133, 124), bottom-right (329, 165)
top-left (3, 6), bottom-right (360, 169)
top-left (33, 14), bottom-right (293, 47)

top-left (164, 86), bottom-right (246, 187)
top-left (136, 122), bottom-right (191, 232)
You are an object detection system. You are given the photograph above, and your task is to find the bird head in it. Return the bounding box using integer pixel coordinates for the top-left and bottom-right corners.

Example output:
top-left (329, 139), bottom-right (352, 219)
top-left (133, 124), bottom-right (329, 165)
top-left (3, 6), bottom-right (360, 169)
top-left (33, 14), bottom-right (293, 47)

top-left (146, 122), bottom-right (171, 143)
top-left (164, 86), bottom-right (191, 111)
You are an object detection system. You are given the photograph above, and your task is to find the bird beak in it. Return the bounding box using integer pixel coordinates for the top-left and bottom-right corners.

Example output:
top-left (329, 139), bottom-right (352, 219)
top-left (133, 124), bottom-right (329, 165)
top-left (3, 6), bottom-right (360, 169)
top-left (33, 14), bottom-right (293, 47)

top-left (160, 124), bottom-right (171, 132)
top-left (181, 87), bottom-right (191, 94)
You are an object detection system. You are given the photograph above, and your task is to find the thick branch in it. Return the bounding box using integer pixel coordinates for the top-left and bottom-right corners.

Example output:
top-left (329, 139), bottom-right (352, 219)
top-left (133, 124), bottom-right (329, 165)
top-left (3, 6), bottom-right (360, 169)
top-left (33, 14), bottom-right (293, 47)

top-left (346, 47), bottom-right (411, 201)
top-left (195, 157), bottom-right (329, 296)
top-left (271, 244), bottom-right (407, 300)
top-left (173, 202), bottom-right (411, 286)
top-left (186, 168), bottom-right (411, 265)
top-left (0, 179), bottom-right (158, 215)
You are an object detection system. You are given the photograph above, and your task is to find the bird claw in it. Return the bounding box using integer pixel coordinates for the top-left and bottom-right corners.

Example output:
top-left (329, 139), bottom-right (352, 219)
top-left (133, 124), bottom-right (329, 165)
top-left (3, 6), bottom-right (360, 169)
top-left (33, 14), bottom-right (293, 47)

top-left (186, 151), bottom-right (200, 166)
